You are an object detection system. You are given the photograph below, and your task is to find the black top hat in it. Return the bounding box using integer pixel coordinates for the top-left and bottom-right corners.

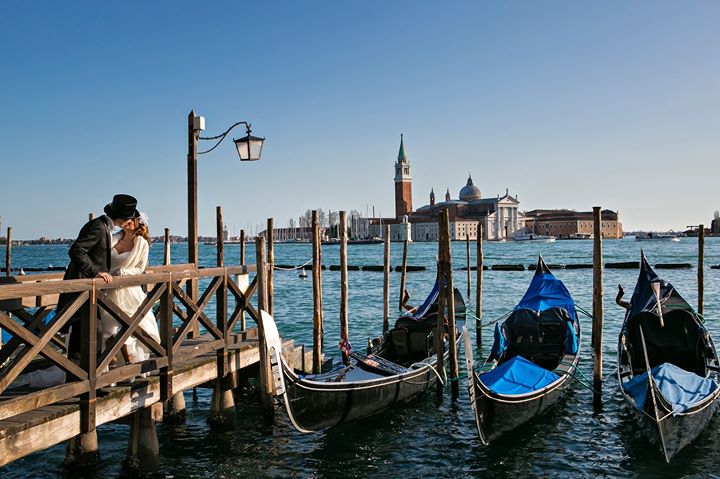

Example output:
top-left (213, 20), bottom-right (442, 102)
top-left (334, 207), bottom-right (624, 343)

top-left (104, 194), bottom-right (140, 219)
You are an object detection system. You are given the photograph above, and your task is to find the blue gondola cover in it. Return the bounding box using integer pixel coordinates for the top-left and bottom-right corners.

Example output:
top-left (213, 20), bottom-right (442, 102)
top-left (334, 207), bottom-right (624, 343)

top-left (479, 355), bottom-right (560, 395)
top-left (489, 323), bottom-right (507, 361)
top-left (623, 362), bottom-right (718, 414)
top-left (516, 272), bottom-right (577, 321)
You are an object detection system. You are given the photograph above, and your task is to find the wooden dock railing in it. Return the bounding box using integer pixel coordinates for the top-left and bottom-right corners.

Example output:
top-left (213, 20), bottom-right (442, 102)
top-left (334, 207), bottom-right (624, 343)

top-left (0, 262), bottom-right (259, 465)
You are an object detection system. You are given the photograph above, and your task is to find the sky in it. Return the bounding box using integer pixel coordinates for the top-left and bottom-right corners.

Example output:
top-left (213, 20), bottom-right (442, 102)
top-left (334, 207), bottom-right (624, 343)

top-left (1, 1), bottom-right (719, 239)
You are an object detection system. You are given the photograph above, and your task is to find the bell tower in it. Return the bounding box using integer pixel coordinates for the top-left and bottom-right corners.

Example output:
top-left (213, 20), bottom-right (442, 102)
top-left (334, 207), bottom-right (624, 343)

top-left (394, 134), bottom-right (412, 219)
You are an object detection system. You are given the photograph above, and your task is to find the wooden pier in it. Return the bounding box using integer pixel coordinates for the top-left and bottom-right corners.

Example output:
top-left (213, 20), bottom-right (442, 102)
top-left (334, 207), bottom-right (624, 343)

top-left (0, 262), bottom-right (314, 470)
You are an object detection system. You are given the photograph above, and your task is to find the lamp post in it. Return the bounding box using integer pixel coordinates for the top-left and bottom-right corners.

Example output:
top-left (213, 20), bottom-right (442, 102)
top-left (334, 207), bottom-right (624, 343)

top-left (187, 110), bottom-right (265, 311)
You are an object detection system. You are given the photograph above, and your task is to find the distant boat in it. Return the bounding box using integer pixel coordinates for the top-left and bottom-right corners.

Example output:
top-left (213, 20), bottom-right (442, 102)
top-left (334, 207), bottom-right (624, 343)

top-left (299, 268), bottom-right (308, 279)
top-left (635, 232), bottom-right (682, 242)
top-left (512, 232), bottom-right (556, 243)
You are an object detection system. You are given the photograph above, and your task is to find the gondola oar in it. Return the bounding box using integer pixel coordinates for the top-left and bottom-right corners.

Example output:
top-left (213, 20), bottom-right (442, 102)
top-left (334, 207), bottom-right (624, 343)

top-left (639, 325), bottom-right (669, 461)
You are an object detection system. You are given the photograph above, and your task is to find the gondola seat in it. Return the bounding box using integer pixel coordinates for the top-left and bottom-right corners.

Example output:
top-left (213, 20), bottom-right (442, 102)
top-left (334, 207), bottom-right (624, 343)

top-left (626, 309), bottom-right (705, 376)
top-left (502, 308), bottom-right (570, 370)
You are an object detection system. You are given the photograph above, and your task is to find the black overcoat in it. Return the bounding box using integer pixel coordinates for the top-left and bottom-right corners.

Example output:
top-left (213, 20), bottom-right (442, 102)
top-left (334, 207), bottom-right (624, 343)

top-left (57, 215), bottom-right (113, 333)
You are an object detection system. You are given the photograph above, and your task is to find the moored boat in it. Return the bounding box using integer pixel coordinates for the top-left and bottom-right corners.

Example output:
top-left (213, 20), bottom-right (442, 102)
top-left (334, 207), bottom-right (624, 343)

top-left (260, 282), bottom-right (466, 432)
top-left (617, 252), bottom-right (720, 461)
top-left (464, 256), bottom-right (580, 444)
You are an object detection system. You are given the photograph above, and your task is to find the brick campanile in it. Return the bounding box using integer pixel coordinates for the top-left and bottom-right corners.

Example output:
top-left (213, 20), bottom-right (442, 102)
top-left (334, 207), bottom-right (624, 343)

top-left (394, 134), bottom-right (412, 219)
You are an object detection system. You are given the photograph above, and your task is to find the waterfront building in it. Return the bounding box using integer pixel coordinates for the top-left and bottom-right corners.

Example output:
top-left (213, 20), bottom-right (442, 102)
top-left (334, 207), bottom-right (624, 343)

top-left (524, 209), bottom-right (623, 239)
top-left (369, 136), bottom-right (523, 241)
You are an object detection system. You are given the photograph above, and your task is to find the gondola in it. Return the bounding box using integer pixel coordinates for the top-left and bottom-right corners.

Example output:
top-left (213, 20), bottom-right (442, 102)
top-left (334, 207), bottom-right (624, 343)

top-left (464, 256), bottom-right (581, 444)
top-left (259, 282), bottom-right (466, 432)
top-left (617, 252), bottom-right (720, 461)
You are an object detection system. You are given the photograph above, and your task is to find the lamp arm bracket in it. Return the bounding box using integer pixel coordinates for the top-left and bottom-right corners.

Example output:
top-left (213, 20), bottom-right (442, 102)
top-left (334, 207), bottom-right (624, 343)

top-left (198, 121), bottom-right (251, 155)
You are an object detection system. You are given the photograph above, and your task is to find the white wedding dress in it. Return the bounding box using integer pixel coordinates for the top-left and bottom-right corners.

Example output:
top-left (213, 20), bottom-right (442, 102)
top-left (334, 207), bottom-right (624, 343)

top-left (99, 233), bottom-right (161, 364)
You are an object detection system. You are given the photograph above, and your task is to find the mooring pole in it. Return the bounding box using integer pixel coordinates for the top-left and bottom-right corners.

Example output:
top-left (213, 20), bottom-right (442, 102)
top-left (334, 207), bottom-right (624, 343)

top-left (398, 239), bottom-right (408, 311)
top-left (592, 206), bottom-right (604, 395)
top-left (698, 224), bottom-right (704, 317)
top-left (239, 229), bottom-right (246, 331)
top-left (339, 211), bottom-right (349, 365)
top-left (441, 210), bottom-right (459, 400)
top-left (476, 222), bottom-right (483, 349)
top-left (466, 234), bottom-right (471, 299)
top-left (5, 227), bottom-right (11, 277)
top-left (163, 228), bottom-right (171, 265)
top-left (383, 225), bottom-right (391, 333)
top-left (255, 237), bottom-right (274, 421)
top-left (312, 210), bottom-right (324, 374)
top-left (436, 211), bottom-right (449, 403)
top-left (267, 218), bottom-right (274, 316)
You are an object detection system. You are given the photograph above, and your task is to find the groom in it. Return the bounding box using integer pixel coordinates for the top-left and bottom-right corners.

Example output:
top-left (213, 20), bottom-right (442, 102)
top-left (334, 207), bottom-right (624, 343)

top-left (57, 194), bottom-right (140, 361)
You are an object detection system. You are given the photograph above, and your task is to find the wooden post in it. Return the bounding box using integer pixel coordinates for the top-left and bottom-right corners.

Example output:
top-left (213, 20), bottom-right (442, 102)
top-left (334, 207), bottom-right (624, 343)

top-left (435, 212), bottom-right (448, 402)
top-left (398, 239), bottom-right (408, 311)
top-left (5, 227), bottom-right (11, 276)
top-left (255, 237), bottom-right (274, 420)
top-left (383, 225), bottom-right (391, 333)
top-left (592, 206), bottom-right (604, 394)
top-left (476, 222), bottom-right (483, 349)
top-left (163, 228), bottom-right (171, 265)
top-left (88, 213), bottom-right (94, 221)
top-left (699, 224), bottom-right (704, 317)
top-left (339, 211), bottom-right (349, 365)
top-left (267, 218), bottom-right (274, 317)
top-left (239, 229), bottom-right (246, 331)
top-left (161, 264), bottom-right (183, 422)
top-left (187, 110), bottom-right (200, 338)
top-left (312, 210), bottom-right (324, 374)
top-left (68, 285), bottom-right (99, 467)
top-left (440, 210), bottom-right (459, 400)
top-left (466, 235), bottom-right (471, 299)
top-left (124, 407), bottom-right (159, 473)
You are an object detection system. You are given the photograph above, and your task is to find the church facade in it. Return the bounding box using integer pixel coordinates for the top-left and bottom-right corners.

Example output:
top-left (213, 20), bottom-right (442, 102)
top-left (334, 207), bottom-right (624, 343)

top-left (368, 136), bottom-right (523, 241)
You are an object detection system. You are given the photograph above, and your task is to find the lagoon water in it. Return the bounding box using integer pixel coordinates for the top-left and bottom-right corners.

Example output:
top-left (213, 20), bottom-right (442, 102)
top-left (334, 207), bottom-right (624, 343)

top-left (3, 237), bottom-right (720, 478)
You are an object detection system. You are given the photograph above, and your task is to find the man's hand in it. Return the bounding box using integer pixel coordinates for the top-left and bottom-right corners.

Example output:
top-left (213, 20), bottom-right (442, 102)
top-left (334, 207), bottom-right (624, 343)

top-left (97, 272), bottom-right (113, 284)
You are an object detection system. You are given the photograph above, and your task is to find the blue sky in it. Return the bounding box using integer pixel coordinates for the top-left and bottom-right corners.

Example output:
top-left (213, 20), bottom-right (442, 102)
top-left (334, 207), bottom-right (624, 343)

top-left (1, 1), bottom-right (718, 238)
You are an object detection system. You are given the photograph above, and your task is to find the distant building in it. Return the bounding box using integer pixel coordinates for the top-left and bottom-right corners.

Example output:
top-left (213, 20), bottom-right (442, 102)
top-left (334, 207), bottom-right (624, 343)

top-left (524, 209), bottom-right (623, 239)
top-left (712, 211), bottom-right (720, 235)
top-left (369, 135), bottom-right (523, 241)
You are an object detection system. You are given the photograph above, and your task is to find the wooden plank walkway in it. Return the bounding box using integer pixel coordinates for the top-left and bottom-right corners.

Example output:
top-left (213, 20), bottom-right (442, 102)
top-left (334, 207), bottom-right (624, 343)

top-left (0, 332), bottom-right (312, 467)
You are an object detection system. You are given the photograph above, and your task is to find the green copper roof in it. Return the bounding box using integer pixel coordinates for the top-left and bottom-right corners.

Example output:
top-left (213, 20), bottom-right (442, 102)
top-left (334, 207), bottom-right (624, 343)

top-left (397, 134), bottom-right (407, 162)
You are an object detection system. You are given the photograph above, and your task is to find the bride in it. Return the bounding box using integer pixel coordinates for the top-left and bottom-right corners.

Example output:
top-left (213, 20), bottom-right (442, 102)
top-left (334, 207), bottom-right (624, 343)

top-left (100, 212), bottom-right (161, 367)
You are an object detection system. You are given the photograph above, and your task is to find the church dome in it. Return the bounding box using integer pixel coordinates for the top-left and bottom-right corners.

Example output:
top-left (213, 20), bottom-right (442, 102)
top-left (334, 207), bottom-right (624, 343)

top-left (459, 175), bottom-right (481, 201)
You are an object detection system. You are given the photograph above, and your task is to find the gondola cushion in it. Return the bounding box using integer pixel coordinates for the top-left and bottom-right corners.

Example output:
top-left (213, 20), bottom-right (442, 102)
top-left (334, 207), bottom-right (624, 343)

top-left (479, 355), bottom-right (560, 395)
top-left (623, 362), bottom-right (718, 414)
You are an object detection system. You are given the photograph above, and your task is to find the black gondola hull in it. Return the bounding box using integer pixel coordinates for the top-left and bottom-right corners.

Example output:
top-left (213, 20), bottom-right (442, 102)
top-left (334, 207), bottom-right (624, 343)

top-left (282, 362), bottom-right (440, 431)
top-left (621, 391), bottom-right (720, 461)
top-left (470, 370), bottom-right (574, 444)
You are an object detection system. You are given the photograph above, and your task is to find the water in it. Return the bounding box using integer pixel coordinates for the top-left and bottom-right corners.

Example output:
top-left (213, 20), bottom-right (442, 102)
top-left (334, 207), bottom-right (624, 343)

top-left (2, 238), bottom-right (720, 477)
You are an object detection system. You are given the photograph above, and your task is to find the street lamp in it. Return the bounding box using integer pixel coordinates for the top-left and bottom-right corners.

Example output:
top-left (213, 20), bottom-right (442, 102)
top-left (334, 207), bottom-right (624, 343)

top-left (186, 110), bottom-right (265, 306)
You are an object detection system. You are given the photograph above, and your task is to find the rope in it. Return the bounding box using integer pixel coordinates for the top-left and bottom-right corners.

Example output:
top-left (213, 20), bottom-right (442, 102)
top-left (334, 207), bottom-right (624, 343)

top-left (575, 304), bottom-right (594, 319)
top-left (273, 259), bottom-right (313, 271)
top-left (410, 362), bottom-right (445, 386)
top-left (557, 360), bottom-right (600, 394)
top-left (464, 305), bottom-right (513, 327)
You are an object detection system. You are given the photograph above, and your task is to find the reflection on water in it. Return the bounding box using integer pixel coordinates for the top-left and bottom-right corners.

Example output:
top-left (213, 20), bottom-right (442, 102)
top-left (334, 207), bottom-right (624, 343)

top-left (3, 238), bottom-right (720, 477)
